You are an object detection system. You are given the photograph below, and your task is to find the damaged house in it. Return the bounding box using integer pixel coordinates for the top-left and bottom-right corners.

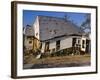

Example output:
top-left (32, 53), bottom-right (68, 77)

top-left (24, 16), bottom-right (91, 55)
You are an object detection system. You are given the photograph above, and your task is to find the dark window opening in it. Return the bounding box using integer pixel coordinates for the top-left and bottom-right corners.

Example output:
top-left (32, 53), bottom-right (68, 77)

top-left (72, 38), bottom-right (76, 47)
top-left (82, 40), bottom-right (85, 48)
top-left (86, 39), bottom-right (90, 53)
top-left (29, 40), bottom-right (32, 44)
top-left (78, 40), bottom-right (80, 44)
top-left (56, 40), bottom-right (60, 51)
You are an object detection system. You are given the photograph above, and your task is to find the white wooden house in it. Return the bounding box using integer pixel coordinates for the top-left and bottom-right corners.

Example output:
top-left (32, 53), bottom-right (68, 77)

top-left (24, 16), bottom-right (91, 55)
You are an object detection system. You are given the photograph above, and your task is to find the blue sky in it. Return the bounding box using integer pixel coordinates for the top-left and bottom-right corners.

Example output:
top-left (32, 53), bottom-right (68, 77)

top-left (23, 10), bottom-right (90, 27)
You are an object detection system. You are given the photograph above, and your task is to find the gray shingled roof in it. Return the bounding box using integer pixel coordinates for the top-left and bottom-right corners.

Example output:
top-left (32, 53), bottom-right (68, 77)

top-left (24, 16), bottom-right (84, 41)
top-left (24, 25), bottom-right (34, 36)
top-left (38, 16), bottom-right (84, 41)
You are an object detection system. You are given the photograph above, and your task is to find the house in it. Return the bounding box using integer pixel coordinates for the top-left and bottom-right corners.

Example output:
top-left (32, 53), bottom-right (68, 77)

top-left (24, 16), bottom-right (91, 55)
top-left (23, 25), bottom-right (40, 53)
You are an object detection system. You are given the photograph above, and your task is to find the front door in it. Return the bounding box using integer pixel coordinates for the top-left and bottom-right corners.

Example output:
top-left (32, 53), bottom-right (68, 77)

top-left (56, 40), bottom-right (60, 51)
top-left (45, 42), bottom-right (49, 52)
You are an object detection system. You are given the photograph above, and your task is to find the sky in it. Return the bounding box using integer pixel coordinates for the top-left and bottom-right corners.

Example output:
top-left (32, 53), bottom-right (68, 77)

top-left (23, 10), bottom-right (90, 28)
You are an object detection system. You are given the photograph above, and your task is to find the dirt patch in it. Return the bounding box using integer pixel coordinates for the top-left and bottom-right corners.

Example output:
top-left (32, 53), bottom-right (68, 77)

top-left (23, 54), bottom-right (91, 69)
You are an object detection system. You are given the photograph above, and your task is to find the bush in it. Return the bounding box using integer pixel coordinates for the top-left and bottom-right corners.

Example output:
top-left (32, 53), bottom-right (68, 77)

top-left (39, 47), bottom-right (84, 58)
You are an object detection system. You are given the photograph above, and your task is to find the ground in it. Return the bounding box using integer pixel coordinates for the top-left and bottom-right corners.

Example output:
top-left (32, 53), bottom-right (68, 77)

top-left (23, 54), bottom-right (91, 69)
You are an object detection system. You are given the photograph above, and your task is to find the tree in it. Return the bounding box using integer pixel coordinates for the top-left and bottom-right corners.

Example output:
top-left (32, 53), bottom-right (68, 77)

top-left (80, 14), bottom-right (91, 33)
top-left (64, 14), bottom-right (70, 21)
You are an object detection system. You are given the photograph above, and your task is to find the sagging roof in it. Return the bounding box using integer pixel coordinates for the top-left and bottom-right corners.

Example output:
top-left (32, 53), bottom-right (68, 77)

top-left (38, 16), bottom-right (84, 41)
top-left (24, 16), bottom-right (85, 41)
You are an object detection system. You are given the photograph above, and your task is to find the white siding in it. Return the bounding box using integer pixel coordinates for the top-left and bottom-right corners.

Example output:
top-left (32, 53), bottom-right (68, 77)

top-left (41, 42), bottom-right (45, 53)
top-left (33, 16), bottom-right (40, 39)
top-left (49, 41), bottom-right (56, 50)
top-left (60, 37), bottom-right (72, 50)
top-left (41, 36), bottom-right (88, 53)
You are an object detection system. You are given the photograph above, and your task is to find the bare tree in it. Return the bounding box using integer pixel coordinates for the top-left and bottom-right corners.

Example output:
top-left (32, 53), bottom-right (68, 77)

top-left (64, 14), bottom-right (70, 21)
top-left (80, 14), bottom-right (91, 33)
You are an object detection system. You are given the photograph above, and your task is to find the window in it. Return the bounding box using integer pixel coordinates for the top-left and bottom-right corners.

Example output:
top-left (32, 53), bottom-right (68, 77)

top-left (72, 38), bottom-right (76, 46)
top-left (78, 40), bottom-right (80, 44)
top-left (29, 40), bottom-right (32, 44)
top-left (56, 40), bottom-right (60, 51)
top-left (82, 40), bottom-right (85, 48)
